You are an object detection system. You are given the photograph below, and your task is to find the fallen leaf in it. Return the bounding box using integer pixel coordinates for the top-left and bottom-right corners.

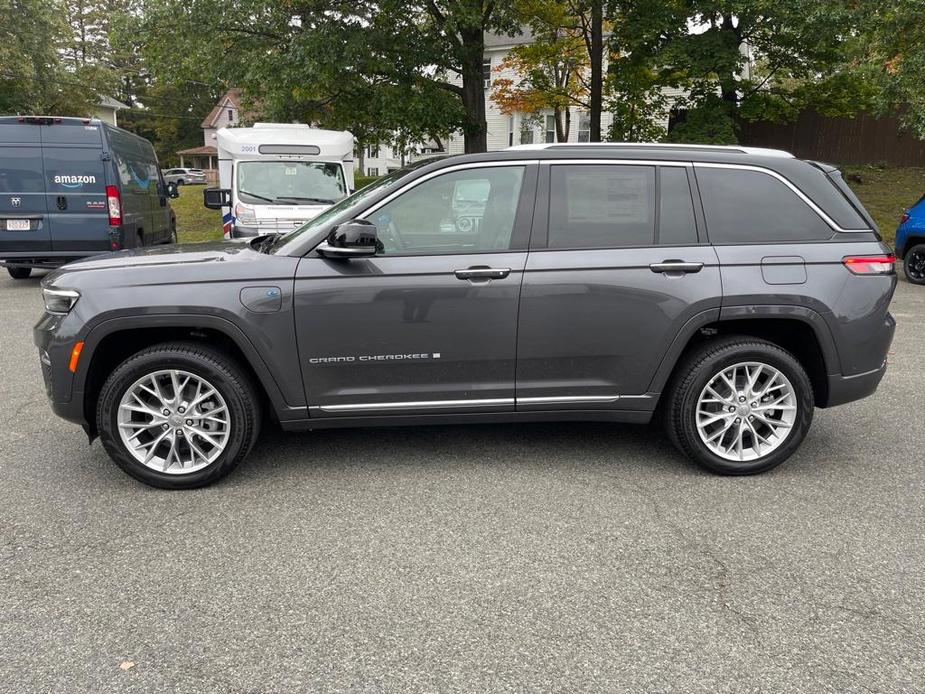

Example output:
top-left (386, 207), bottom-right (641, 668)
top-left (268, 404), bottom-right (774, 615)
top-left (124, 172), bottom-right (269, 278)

top-left (119, 661), bottom-right (136, 671)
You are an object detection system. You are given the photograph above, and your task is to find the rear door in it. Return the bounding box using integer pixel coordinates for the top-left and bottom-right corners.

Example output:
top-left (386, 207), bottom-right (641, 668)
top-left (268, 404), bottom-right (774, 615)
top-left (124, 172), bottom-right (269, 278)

top-left (515, 161), bottom-right (722, 409)
top-left (0, 120), bottom-right (52, 254)
top-left (41, 121), bottom-right (109, 252)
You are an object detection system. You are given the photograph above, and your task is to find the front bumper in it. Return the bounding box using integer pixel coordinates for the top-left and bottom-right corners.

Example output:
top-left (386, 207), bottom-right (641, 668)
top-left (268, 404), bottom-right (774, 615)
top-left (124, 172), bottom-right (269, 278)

top-left (34, 311), bottom-right (88, 427)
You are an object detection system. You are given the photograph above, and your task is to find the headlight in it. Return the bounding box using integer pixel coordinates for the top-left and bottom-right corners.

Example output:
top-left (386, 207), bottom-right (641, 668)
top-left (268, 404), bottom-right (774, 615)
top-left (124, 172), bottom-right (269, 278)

top-left (234, 202), bottom-right (257, 225)
top-left (42, 288), bottom-right (80, 315)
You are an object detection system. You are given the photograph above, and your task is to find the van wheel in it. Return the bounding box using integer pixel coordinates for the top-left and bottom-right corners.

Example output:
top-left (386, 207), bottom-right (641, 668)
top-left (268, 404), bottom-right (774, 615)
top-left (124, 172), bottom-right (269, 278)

top-left (665, 337), bottom-right (814, 475)
top-left (904, 243), bottom-right (925, 285)
top-left (136, 232), bottom-right (144, 248)
top-left (7, 266), bottom-right (31, 280)
top-left (96, 342), bottom-right (262, 489)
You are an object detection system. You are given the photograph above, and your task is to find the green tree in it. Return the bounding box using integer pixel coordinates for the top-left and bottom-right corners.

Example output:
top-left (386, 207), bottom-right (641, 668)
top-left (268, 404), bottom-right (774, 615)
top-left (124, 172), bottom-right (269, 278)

top-left (608, 0), bottom-right (868, 143)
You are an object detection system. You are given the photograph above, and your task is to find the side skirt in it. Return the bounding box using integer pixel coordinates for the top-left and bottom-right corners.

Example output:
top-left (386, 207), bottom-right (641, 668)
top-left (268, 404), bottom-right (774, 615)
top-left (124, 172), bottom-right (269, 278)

top-left (279, 408), bottom-right (655, 432)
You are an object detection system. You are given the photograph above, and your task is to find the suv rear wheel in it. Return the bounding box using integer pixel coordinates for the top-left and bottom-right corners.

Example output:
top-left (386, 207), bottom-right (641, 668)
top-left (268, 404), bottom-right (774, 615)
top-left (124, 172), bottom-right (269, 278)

top-left (665, 337), bottom-right (814, 475)
top-left (7, 266), bottom-right (31, 280)
top-left (96, 342), bottom-right (261, 488)
top-left (904, 243), bottom-right (925, 285)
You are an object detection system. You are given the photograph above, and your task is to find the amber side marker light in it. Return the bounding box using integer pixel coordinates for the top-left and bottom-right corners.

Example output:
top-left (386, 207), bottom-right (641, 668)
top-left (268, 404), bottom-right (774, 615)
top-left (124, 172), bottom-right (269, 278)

top-left (69, 341), bottom-right (85, 373)
top-left (842, 254), bottom-right (896, 275)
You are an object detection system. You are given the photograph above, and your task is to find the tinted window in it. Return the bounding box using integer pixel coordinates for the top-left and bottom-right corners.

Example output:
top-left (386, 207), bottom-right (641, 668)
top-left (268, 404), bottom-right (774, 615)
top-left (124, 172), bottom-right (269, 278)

top-left (0, 146), bottom-right (45, 193)
top-left (659, 167), bottom-right (698, 245)
top-left (367, 166), bottom-right (525, 255)
top-left (549, 165), bottom-right (655, 248)
top-left (697, 168), bottom-right (833, 243)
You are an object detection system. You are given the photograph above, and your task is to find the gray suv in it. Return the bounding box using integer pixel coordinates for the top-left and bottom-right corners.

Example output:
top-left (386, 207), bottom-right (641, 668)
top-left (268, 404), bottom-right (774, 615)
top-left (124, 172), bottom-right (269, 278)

top-left (35, 144), bottom-right (897, 488)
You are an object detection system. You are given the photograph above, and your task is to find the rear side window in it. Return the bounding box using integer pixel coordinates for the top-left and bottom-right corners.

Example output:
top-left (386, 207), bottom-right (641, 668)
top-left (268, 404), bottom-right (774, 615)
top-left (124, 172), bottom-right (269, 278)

top-left (549, 165), bottom-right (655, 248)
top-left (697, 167), bottom-right (833, 243)
top-left (659, 167), bottom-right (698, 245)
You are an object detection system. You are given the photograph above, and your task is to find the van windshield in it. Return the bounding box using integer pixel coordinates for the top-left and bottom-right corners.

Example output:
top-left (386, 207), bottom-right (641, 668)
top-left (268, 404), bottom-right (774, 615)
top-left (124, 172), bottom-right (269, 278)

top-left (237, 161), bottom-right (346, 205)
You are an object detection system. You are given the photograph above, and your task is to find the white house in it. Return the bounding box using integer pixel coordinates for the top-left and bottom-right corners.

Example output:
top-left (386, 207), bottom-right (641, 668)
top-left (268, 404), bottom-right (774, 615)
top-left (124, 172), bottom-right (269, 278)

top-left (177, 88), bottom-right (242, 172)
top-left (93, 96), bottom-right (127, 126)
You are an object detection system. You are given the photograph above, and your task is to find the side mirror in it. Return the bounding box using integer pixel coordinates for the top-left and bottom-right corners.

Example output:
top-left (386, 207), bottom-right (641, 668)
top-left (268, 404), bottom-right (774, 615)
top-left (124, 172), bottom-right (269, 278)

top-left (317, 219), bottom-right (379, 258)
top-left (166, 181), bottom-right (180, 199)
top-left (203, 187), bottom-right (231, 209)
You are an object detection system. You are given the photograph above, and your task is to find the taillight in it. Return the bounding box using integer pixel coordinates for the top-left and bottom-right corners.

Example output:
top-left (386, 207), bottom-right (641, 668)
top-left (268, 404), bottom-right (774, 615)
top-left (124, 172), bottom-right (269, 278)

top-left (900, 211), bottom-right (910, 224)
top-left (105, 185), bottom-right (122, 226)
top-left (843, 254), bottom-right (896, 275)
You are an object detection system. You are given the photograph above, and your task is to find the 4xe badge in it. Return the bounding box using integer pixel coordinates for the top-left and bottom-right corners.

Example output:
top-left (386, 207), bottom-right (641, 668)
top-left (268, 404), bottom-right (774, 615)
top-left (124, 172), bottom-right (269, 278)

top-left (10, 197), bottom-right (21, 208)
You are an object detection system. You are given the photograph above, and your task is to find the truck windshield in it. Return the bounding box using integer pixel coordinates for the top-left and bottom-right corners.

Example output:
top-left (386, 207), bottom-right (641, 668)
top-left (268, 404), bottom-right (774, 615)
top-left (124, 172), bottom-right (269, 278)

top-left (237, 161), bottom-right (346, 205)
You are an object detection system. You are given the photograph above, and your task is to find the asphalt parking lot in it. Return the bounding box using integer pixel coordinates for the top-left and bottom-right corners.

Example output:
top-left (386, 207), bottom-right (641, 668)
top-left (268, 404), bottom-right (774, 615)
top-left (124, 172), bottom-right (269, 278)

top-left (0, 272), bottom-right (922, 693)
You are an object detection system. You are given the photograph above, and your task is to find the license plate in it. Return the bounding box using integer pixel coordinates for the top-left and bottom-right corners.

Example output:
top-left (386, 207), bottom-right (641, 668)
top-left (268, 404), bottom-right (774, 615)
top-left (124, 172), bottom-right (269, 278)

top-left (6, 219), bottom-right (30, 231)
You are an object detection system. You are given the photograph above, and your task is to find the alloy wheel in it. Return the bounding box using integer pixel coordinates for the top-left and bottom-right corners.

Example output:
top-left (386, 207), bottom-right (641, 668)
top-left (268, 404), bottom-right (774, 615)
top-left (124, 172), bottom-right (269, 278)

top-left (117, 369), bottom-right (231, 474)
top-left (695, 361), bottom-right (797, 462)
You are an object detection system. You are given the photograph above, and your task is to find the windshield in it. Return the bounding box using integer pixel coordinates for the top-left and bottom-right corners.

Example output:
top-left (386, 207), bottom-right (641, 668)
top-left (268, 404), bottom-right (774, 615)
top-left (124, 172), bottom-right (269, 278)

top-left (266, 163), bottom-right (430, 253)
top-left (237, 161), bottom-right (346, 205)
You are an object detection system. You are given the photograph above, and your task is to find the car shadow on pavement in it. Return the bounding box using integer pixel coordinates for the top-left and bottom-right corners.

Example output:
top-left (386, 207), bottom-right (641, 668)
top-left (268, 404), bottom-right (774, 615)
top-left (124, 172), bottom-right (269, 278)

top-left (232, 420), bottom-right (700, 485)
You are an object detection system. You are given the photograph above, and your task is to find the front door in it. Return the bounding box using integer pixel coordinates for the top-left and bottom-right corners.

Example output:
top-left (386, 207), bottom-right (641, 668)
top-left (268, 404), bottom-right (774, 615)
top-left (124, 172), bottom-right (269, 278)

top-left (295, 163), bottom-right (536, 417)
top-left (516, 162), bottom-right (723, 410)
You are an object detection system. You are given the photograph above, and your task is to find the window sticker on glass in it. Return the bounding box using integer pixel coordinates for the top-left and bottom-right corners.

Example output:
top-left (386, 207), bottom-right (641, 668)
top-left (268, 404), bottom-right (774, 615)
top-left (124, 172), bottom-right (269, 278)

top-left (565, 168), bottom-right (650, 225)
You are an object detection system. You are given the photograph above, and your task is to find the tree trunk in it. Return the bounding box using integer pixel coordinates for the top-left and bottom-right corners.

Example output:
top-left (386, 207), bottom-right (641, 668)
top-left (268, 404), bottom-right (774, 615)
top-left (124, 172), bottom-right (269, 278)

top-left (357, 145), bottom-right (365, 176)
top-left (554, 107), bottom-right (571, 142)
top-left (459, 27), bottom-right (488, 153)
top-left (589, 0), bottom-right (603, 141)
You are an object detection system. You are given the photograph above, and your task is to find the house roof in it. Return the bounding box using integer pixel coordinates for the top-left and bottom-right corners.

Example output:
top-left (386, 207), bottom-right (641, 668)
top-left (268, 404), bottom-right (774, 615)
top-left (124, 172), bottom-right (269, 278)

top-left (484, 28), bottom-right (534, 49)
top-left (176, 145), bottom-right (217, 156)
top-left (98, 96), bottom-right (128, 110)
top-left (201, 88), bottom-right (242, 128)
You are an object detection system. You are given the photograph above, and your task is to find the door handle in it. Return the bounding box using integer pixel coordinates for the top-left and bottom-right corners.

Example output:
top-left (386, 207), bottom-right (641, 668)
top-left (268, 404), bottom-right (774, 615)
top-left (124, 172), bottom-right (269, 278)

top-left (649, 260), bottom-right (703, 274)
top-left (56, 196), bottom-right (67, 210)
top-left (454, 266), bottom-right (511, 281)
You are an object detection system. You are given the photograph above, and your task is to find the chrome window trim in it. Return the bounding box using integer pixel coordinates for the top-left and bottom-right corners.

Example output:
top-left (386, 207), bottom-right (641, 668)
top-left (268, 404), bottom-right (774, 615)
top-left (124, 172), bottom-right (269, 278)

top-left (359, 160), bottom-right (539, 218)
top-left (693, 162), bottom-right (872, 233)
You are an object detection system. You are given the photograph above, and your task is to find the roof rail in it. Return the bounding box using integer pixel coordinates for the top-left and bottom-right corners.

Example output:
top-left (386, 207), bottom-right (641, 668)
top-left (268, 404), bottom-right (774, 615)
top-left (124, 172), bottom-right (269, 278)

top-left (506, 142), bottom-right (795, 158)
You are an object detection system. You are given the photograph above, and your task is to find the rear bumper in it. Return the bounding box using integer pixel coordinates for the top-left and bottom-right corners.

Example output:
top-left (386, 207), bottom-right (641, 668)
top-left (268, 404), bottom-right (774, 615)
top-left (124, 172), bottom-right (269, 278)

top-left (1, 250), bottom-right (109, 268)
top-left (824, 361), bottom-right (888, 408)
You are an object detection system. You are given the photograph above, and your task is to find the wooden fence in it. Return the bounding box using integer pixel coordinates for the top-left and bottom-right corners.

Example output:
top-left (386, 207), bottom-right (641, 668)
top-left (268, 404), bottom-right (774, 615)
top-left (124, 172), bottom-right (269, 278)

top-left (739, 110), bottom-right (925, 167)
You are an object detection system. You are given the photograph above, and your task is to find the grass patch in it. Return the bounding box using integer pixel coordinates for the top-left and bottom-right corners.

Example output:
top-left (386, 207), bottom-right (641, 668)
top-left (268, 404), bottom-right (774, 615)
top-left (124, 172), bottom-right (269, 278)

top-left (842, 166), bottom-right (924, 245)
top-left (170, 184), bottom-right (224, 243)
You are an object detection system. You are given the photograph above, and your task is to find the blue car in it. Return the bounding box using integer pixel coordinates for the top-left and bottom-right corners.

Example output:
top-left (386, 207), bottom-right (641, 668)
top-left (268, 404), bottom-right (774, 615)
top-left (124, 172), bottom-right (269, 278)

top-left (897, 194), bottom-right (925, 284)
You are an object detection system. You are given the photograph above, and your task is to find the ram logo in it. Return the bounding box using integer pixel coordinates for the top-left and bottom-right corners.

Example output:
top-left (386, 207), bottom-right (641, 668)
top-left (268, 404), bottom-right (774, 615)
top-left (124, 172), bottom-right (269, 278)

top-left (10, 197), bottom-right (21, 208)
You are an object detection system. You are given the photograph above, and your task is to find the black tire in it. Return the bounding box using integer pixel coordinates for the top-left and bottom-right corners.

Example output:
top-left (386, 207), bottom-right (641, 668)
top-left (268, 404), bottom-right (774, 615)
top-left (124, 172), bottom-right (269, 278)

top-left (904, 243), bottom-right (925, 285)
top-left (664, 336), bottom-right (814, 475)
top-left (96, 342), bottom-right (261, 489)
top-left (177, 179), bottom-right (185, 185)
top-left (7, 266), bottom-right (31, 279)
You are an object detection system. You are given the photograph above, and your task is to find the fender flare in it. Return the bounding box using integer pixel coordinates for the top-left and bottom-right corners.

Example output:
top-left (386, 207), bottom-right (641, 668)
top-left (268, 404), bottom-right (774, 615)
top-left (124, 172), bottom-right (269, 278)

top-left (75, 312), bottom-right (305, 422)
top-left (646, 305), bottom-right (840, 396)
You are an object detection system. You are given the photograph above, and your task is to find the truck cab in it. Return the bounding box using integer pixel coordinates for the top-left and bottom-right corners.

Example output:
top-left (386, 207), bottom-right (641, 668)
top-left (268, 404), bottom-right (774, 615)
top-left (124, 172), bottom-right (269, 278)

top-left (205, 124), bottom-right (355, 238)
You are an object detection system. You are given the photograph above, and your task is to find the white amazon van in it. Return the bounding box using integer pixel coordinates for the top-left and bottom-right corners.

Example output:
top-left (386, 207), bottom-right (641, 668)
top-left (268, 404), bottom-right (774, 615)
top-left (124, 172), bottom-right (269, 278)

top-left (204, 124), bottom-right (354, 238)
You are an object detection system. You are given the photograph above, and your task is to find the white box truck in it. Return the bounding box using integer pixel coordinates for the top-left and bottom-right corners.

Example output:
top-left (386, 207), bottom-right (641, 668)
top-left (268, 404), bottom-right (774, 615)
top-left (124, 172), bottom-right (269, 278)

top-left (204, 123), bottom-right (354, 238)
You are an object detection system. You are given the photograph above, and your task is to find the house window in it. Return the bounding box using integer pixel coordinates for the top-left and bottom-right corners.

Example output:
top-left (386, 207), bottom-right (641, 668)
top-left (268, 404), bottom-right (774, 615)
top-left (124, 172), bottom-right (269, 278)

top-left (578, 112), bottom-right (591, 142)
top-left (227, 109), bottom-right (234, 122)
top-left (483, 59), bottom-right (492, 90)
top-left (367, 167), bottom-right (379, 176)
top-left (545, 115), bottom-right (556, 143)
top-left (367, 144), bottom-right (380, 158)
top-left (520, 125), bottom-right (534, 145)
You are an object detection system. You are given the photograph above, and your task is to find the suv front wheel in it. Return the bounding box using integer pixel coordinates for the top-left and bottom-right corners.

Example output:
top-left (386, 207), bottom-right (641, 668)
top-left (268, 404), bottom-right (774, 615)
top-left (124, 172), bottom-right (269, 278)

top-left (96, 342), bottom-right (261, 488)
top-left (665, 337), bottom-right (814, 475)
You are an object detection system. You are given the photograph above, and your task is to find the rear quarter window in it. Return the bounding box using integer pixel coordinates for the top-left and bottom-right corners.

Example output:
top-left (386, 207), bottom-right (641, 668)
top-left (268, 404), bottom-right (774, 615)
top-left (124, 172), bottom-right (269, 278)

top-left (696, 167), bottom-right (833, 243)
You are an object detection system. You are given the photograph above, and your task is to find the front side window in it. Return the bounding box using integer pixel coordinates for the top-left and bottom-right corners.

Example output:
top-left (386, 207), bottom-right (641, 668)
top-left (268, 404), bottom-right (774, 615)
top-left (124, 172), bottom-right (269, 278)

top-left (237, 161), bottom-right (346, 205)
top-left (697, 168), bottom-right (834, 243)
top-left (548, 165), bottom-right (655, 248)
top-left (366, 166), bottom-right (525, 255)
